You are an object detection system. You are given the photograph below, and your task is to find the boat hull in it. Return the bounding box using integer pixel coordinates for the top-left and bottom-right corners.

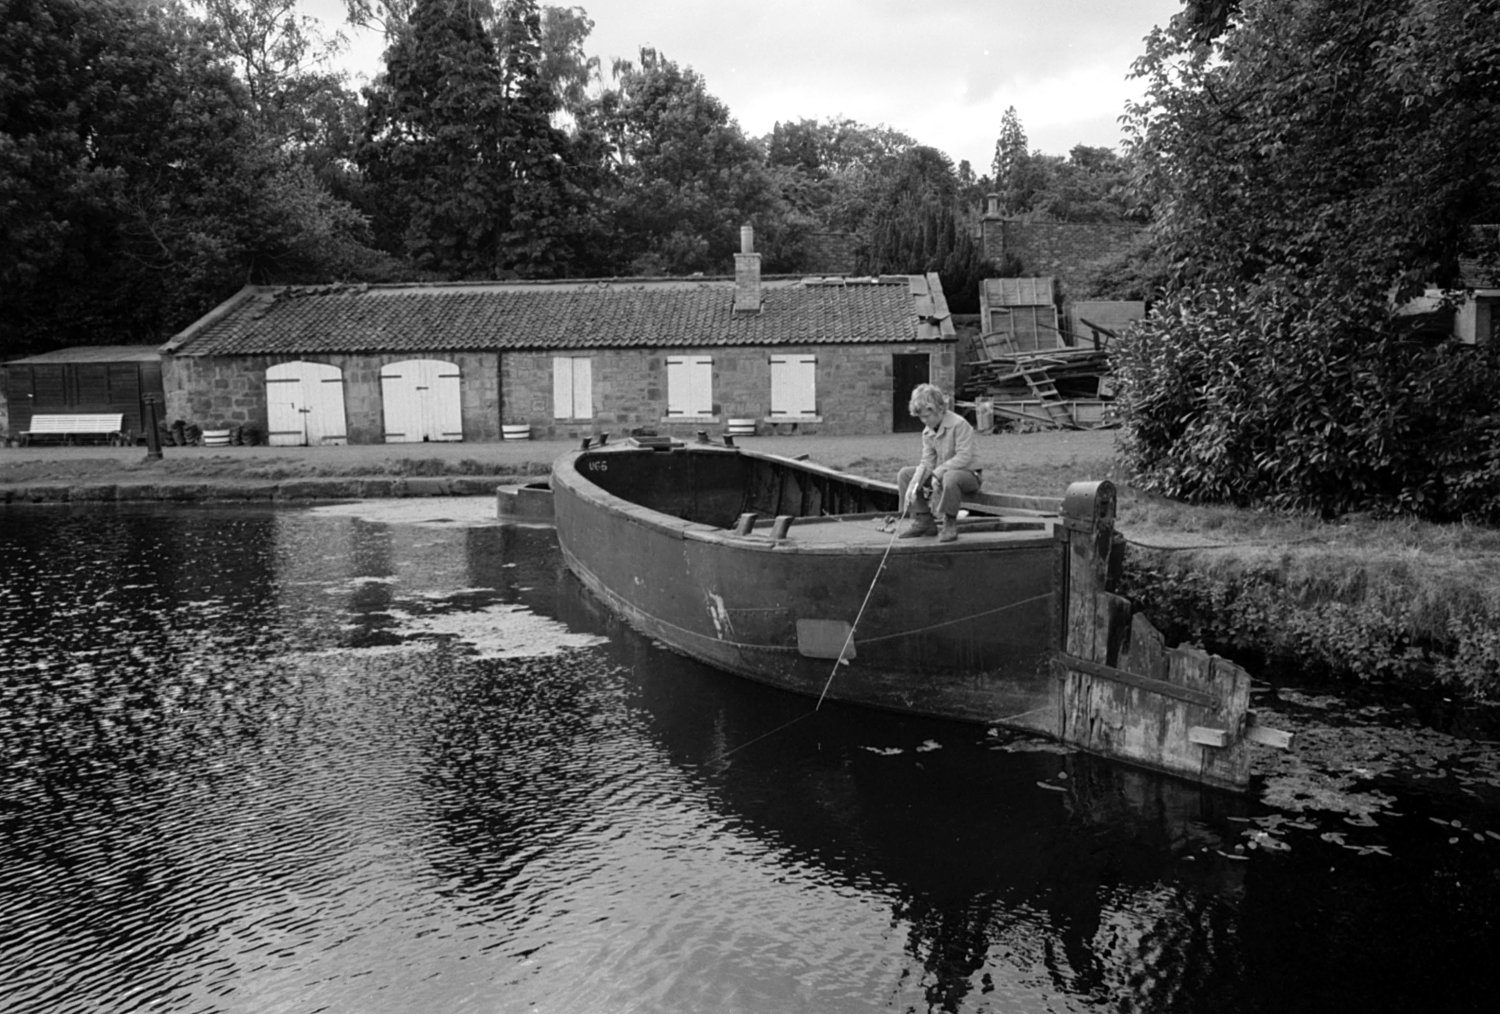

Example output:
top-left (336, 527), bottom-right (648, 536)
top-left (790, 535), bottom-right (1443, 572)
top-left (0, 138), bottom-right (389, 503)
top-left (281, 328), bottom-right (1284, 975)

top-left (552, 444), bottom-right (1066, 733)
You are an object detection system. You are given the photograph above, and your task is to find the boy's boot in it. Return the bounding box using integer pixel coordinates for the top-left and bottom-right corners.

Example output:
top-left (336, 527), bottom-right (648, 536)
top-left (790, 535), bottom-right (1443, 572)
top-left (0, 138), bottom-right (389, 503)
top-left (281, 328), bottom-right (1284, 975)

top-left (938, 514), bottom-right (959, 542)
top-left (899, 514), bottom-right (938, 538)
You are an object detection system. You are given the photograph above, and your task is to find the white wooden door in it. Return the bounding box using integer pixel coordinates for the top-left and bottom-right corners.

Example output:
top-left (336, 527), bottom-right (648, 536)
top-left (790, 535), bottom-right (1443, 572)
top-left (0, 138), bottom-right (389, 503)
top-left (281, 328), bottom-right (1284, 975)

top-left (265, 361), bottom-right (348, 446)
top-left (380, 359), bottom-right (463, 442)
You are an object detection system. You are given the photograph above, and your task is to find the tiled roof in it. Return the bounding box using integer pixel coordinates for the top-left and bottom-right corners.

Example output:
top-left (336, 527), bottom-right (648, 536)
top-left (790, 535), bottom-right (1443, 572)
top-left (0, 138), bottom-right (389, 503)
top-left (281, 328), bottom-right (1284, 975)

top-left (164, 275), bottom-right (953, 357)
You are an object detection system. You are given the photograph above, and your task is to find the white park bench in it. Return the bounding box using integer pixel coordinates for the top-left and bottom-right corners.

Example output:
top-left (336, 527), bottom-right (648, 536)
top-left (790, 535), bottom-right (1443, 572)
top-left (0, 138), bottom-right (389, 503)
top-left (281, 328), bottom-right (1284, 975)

top-left (18, 413), bottom-right (128, 446)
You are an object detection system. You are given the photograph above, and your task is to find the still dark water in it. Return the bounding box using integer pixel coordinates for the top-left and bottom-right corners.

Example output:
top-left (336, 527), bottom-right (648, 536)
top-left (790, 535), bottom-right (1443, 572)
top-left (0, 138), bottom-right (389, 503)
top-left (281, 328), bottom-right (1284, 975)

top-left (1, 501), bottom-right (1497, 1014)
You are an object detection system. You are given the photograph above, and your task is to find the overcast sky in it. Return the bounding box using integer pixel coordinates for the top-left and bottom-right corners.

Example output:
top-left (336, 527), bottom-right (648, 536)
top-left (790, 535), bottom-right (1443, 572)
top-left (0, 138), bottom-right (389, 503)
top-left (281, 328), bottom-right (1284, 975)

top-left (303, 0), bottom-right (1184, 173)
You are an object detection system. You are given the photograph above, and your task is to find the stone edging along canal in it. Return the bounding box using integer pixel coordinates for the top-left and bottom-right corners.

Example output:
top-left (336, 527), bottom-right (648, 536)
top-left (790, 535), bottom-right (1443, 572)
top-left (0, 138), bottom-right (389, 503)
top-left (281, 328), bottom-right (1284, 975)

top-left (0, 476), bottom-right (517, 503)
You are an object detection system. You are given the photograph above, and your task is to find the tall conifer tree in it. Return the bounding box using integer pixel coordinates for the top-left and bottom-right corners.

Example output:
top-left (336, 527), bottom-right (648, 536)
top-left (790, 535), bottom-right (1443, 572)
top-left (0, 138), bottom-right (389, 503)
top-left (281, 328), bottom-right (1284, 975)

top-left (359, 0), bottom-right (582, 277)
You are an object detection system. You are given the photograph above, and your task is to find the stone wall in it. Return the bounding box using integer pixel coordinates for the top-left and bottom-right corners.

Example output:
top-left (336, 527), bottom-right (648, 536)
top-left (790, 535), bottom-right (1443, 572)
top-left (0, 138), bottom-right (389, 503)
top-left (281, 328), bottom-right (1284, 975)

top-left (164, 352), bottom-right (504, 444)
top-left (980, 219), bottom-right (1146, 300)
top-left (161, 343), bottom-right (957, 444)
top-left (507, 342), bottom-right (957, 440)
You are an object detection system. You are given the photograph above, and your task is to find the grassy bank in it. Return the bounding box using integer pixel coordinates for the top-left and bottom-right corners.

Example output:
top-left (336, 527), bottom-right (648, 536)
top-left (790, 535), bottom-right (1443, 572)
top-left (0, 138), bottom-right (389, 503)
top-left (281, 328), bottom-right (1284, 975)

top-left (4, 434), bottom-right (1497, 702)
top-left (1115, 497), bottom-right (1500, 702)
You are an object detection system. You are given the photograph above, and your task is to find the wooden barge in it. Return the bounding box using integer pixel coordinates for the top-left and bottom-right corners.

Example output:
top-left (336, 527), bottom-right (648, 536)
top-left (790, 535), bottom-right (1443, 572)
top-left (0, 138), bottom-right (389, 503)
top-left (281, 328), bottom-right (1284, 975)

top-left (515, 438), bottom-right (1288, 789)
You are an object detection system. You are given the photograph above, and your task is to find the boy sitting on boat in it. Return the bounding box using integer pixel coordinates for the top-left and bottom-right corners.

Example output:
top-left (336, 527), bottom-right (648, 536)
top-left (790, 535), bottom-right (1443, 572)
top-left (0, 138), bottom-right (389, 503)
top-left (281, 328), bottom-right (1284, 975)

top-left (897, 383), bottom-right (981, 542)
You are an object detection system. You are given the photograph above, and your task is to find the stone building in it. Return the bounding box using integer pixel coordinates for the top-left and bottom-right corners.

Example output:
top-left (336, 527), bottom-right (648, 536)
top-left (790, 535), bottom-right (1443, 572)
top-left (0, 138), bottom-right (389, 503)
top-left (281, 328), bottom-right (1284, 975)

top-left (159, 230), bottom-right (956, 445)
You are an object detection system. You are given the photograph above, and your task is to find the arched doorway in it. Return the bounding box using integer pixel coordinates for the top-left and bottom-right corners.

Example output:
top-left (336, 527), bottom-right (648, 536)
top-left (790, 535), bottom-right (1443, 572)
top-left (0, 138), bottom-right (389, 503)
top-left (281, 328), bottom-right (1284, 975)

top-left (265, 361), bottom-right (348, 446)
top-left (379, 359), bottom-right (463, 442)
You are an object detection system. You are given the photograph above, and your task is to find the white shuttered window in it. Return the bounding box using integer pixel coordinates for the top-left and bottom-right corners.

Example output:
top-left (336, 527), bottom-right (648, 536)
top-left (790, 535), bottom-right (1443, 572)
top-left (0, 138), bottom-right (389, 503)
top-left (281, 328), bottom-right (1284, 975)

top-left (665, 355), bottom-right (713, 417)
top-left (770, 354), bottom-right (817, 418)
top-left (552, 357), bottom-right (593, 419)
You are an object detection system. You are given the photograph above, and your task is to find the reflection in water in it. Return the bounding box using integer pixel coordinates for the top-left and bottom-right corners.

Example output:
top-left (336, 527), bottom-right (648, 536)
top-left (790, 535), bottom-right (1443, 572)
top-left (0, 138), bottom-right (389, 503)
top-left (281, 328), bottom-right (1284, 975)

top-left (0, 502), bottom-right (1495, 1014)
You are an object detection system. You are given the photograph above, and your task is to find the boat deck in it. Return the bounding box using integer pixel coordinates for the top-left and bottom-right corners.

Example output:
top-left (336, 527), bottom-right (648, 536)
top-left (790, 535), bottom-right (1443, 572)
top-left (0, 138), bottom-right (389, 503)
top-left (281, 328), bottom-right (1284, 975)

top-left (717, 511), bottom-right (1059, 549)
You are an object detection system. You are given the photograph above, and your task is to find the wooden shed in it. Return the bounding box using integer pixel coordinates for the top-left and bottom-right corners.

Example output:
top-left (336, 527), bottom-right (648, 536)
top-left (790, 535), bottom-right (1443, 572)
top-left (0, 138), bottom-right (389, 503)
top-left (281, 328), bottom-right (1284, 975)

top-left (2, 346), bottom-right (164, 441)
top-left (979, 277), bottom-right (1060, 353)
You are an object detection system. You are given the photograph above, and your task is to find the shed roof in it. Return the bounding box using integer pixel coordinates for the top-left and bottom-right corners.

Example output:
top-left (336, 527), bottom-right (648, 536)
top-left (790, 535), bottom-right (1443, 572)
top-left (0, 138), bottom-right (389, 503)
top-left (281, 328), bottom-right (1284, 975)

top-left (163, 274), bottom-right (954, 357)
top-left (4, 345), bottom-right (162, 366)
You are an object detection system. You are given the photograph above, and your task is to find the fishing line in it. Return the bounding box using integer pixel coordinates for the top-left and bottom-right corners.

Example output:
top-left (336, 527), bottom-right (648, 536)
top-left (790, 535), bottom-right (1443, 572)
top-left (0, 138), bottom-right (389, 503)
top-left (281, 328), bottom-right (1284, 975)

top-left (703, 711), bottom-right (816, 766)
top-left (815, 489), bottom-right (915, 710)
top-left (705, 486), bottom-right (916, 767)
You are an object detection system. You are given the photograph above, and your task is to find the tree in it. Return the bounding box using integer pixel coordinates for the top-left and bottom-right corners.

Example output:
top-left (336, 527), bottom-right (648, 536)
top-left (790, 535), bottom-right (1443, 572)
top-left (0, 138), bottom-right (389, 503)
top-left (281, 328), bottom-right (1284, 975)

top-left (1125, 0), bottom-right (1500, 303)
top-left (358, 0), bottom-right (586, 277)
top-left (194, 0), bottom-right (349, 148)
top-left (589, 47), bottom-right (776, 275)
top-left (195, 0), bottom-right (371, 232)
top-left (989, 106), bottom-right (1038, 216)
top-left (1033, 145), bottom-right (1137, 223)
top-left (987, 111), bottom-right (1135, 223)
top-left (762, 116), bottom-right (918, 251)
top-left (537, 4), bottom-right (599, 125)
top-left (1114, 0), bottom-right (1500, 520)
top-left (343, 0), bottom-right (415, 37)
top-left (863, 147), bottom-right (996, 313)
top-left (0, 0), bottom-right (384, 353)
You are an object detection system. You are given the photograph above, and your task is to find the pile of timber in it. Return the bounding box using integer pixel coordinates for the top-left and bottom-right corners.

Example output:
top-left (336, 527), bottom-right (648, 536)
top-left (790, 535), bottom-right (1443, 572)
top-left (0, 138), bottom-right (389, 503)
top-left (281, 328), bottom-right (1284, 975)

top-left (962, 345), bottom-right (1116, 431)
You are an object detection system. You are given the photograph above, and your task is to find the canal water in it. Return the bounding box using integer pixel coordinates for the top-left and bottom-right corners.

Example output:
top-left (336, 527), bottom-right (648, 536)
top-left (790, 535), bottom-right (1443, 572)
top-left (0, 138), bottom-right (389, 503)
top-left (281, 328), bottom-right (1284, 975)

top-left (1, 501), bottom-right (1496, 1014)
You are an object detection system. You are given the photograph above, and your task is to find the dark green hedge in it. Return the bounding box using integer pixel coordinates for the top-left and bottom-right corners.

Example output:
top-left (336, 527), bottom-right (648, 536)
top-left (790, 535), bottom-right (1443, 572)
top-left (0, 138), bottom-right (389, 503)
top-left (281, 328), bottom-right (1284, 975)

top-left (1111, 290), bottom-right (1500, 522)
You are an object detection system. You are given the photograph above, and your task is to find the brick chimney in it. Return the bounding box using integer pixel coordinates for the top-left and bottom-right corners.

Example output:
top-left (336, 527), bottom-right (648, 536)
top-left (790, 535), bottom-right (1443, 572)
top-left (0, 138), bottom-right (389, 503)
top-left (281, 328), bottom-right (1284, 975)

top-left (733, 223), bottom-right (762, 313)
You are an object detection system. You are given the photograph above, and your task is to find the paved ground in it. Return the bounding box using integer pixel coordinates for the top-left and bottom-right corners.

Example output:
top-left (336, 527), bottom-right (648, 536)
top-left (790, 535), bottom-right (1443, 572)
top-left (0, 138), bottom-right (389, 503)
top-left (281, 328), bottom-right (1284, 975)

top-left (0, 429), bottom-right (1123, 486)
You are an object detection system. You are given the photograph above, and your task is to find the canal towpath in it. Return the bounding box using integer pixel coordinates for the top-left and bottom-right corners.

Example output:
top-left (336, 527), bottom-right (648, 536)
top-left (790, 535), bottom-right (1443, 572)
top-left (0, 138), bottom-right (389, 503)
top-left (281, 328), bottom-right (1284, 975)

top-left (0, 429), bottom-right (1120, 507)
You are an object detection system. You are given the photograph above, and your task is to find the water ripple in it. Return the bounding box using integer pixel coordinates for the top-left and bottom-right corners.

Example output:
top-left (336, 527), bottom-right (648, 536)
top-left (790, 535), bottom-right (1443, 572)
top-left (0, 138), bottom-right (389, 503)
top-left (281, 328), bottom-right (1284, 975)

top-left (4, 505), bottom-right (1499, 1013)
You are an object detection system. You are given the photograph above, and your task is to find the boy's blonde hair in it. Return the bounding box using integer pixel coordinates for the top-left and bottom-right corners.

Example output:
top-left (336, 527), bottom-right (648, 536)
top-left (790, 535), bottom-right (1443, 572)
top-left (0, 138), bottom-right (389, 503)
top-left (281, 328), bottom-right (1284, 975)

top-left (908, 382), bottom-right (948, 416)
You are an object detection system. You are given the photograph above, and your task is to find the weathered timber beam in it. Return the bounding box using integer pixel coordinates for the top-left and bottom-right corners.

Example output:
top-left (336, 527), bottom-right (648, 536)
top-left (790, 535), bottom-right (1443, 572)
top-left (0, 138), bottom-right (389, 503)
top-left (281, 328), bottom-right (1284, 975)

top-left (1055, 652), bottom-right (1218, 708)
top-left (1246, 715), bottom-right (1294, 749)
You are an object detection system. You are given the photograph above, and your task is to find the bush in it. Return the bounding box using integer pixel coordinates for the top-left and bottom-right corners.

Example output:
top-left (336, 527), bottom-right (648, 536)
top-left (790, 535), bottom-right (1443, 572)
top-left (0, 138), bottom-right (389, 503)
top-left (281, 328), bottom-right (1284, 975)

top-left (1112, 289), bottom-right (1500, 521)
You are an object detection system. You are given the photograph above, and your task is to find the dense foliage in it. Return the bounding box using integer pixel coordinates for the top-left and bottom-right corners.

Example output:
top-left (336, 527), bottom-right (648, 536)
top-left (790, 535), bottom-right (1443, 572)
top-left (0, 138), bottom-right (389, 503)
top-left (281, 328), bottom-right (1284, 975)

top-left (860, 146), bottom-right (995, 314)
top-left (584, 46), bottom-right (777, 276)
top-left (358, 0), bottom-right (589, 277)
top-left (991, 105), bottom-right (1140, 225)
top-left (1116, 0), bottom-right (1500, 520)
top-left (1114, 289), bottom-right (1500, 520)
top-left (8, 0), bottom-right (1079, 353)
top-left (0, 0), bottom-right (389, 352)
top-left (1, 0), bottom-right (1161, 357)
